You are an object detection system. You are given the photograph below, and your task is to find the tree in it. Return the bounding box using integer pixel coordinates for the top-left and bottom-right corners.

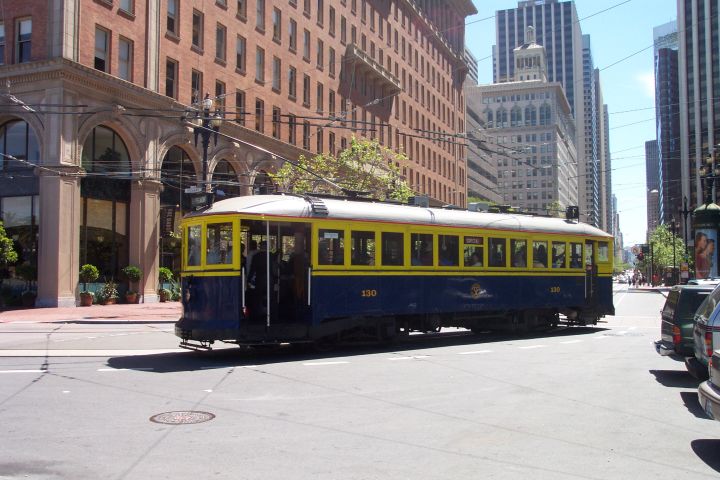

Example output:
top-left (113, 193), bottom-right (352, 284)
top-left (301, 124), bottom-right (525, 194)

top-left (644, 224), bottom-right (685, 276)
top-left (0, 221), bottom-right (18, 272)
top-left (269, 137), bottom-right (413, 202)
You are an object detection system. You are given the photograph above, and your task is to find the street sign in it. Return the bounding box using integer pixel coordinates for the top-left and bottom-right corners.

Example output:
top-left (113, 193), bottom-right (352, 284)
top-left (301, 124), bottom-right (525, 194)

top-left (184, 186), bottom-right (201, 194)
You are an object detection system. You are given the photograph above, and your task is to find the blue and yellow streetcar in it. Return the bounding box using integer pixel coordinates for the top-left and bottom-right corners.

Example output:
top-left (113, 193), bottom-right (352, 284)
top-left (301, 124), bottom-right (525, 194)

top-left (175, 194), bottom-right (614, 349)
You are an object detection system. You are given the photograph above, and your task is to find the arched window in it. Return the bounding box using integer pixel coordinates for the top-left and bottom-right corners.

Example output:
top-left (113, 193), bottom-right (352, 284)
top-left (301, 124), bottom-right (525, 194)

top-left (539, 103), bottom-right (552, 126)
top-left (212, 159), bottom-right (241, 199)
top-left (82, 126), bottom-right (130, 175)
top-left (485, 109), bottom-right (494, 127)
top-left (253, 171), bottom-right (276, 194)
top-left (160, 146), bottom-right (196, 211)
top-left (510, 106), bottom-right (522, 127)
top-left (497, 107), bottom-right (508, 128)
top-left (80, 126), bottom-right (131, 279)
top-left (525, 105), bottom-right (537, 126)
top-left (0, 120), bottom-right (39, 169)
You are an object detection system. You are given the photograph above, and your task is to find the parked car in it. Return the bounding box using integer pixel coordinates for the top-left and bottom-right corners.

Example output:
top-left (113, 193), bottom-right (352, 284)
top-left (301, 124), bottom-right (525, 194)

top-left (655, 285), bottom-right (715, 359)
top-left (686, 284), bottom-right (720, 379)
top-left (698, 350), bottom-right (720, 420)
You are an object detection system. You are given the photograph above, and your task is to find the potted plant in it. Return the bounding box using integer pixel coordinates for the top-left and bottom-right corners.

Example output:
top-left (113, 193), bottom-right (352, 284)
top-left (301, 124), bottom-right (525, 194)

top-left (78, 264), bottom-right (99, 306)
top-left (97, 280), bottom-right (119, 305)
top-left (121, 265), bottom-right (142, 303)
top-left (158, 287), bottom-right (171, 302)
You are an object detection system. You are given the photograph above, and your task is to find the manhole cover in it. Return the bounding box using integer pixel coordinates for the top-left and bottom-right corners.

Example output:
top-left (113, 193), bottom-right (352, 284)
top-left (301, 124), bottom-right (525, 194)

top-left (150, 411), bottom-right (215, 425)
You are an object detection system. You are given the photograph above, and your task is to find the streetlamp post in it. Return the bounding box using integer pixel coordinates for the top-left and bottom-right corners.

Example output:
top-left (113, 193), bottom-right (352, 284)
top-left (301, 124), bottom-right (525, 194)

top-left (190, 93), bottom-right (222, 192)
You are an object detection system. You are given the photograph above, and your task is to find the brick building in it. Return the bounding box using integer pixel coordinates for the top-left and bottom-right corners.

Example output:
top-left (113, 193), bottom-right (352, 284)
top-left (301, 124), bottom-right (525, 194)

top-left (0, 0), bottom-right (476, 307)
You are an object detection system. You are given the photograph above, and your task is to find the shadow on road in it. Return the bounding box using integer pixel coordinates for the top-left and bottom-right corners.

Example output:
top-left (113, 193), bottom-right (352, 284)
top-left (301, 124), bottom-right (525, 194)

top-left (691, 439), bottom-right (720, 473)
top-left (680, 391), bottom-right (712, 420)
top-left (649, 369), bottom-right (700, 388)
top-left (107, 326), bottom-right (608, 373)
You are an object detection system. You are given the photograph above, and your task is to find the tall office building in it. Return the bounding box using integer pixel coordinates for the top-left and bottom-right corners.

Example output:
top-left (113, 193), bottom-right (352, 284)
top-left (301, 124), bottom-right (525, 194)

top-left (493, 0), bottom-right (610, 231)
top-left (654, 21), bottom-right (680, 227)
top-left (646, 140), bottom-right (661, 234)
top-left (470, 27), bottom-right (578, 213)
top-left (678, 0), bottom-right (720, 213)
top-left (0, 0), bottom-right (476, 307)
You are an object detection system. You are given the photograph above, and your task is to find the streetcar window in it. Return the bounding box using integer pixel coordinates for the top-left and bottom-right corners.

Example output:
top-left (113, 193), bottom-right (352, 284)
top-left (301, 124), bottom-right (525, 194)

top-left (206, 222), bottom-right (233, 265)
top-left (438, 235), bottom-right (459, 266)
top-left (488, 238), bottom-right (506, 267)
top-left (410, 233), bottom-right (433, 266)
top-left (381, 232), bottom-right (404, 266)
top-left (552, 242), bottom-right (566, 268)
top-left (598, 242), bottom-right (610, 262)
top-left (464, 236), bottom-right (483, 267)
top-left (351, 230), bottom-right (375, 266)
top-left (318, 229), bottom-right (344, 265)
top-left (569, 242), bottom-right (583, 268)
top-left (187, 225), bottom-right (201, 266)
top-left (511, 239), bottom-right (527, 268)
top-left (533, 241), bottom-right (548, 268)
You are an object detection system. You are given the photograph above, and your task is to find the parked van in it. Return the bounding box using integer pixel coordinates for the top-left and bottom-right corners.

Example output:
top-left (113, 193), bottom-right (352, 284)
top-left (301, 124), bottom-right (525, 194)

top-left (655, 285), bottom-right (715, 359)
top-left (687, 284), bottom-right (720, 379)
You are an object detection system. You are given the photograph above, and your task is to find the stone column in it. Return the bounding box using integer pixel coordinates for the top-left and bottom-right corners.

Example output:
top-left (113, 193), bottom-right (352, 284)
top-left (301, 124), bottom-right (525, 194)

top-left (36, 166), bottom-right (83, 307)
top-left (128, 179), bottom-right (162, 303)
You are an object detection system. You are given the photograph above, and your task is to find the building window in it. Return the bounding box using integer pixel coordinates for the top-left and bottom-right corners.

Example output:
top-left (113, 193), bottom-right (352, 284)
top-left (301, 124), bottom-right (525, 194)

top-left (329, 90), bottom-right (335, 116)
top-left (329, 132), bottom-right (335, 155)
top-left (317, 0), bottom-right (324, 25)
top-left (316, 82), bottom-right (323, 113)
top-left (167, 0), bottom-right (178, 35)
top-left (255, 47), bottom-right (265, 83)
top-left (165, 58), bottom-right (178, 98)
top-left (272, 56), bottom-right (281, 91)
top-left (329, 7), bottom-right (335, 36)
top-left (192, 10), bottom-right (203, 49)
top-left (235, 90), bottom-right (246, 125)
top-left (328, 47), bottom-right (335, 77)
top-left (303, 0), bottom-right (310, 16)
top-left (303, 29), bottom-right (310, 61)
top-left (255, 98), bottom-right (264, 132)
top-left (303, 74), bottom-right (311, 106)
top-left (0, 119), bottom-right (40, 170)
top-left (288, 66), bottom-right (297, 99)
top-left (316, 128), bottom-right (323, 152)
top-left (216, 23), bottom-right (227, 62)
top-left (316, 39), bottom-right (324, 69)
top-left (94, 27), bottom-right (109, 72)
top-left (237, 0), bottom-right (247, 19)
top-left (256, 0), bottom-right (265, 30)
top-left (289, 19), bottom-right (297, 51)
top-left (119, 0), bottom-right (134, 14)
top-left (236, 35), bottom-right (246, 72)
top-left (191, 69), bottom-right (202, 104)
top-left (272, 8), bottom-right (282, 42)
top-left (215, 80), bottom-right (226, 115)
top-left (303, 121), bottom-right (310, 149)
top-left (288, 114), bottom-right (297, 144)
top-left (118, 37), bottom-right (133, 81)
top-left (272, 106), bottom-right (281, 138)
top-left (340, 16), bottom-right (346, 45)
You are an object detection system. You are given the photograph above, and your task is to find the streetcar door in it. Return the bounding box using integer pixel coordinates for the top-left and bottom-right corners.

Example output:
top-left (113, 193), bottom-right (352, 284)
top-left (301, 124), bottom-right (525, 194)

top-left (584, 240), bottom-right (598, 305)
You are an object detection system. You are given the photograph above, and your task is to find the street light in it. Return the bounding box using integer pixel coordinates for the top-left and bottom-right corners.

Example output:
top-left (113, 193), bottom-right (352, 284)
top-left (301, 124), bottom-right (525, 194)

top-left (190, 93), bottom-right (222, 192)
top-left (671, 217), bottom-right (678, 285)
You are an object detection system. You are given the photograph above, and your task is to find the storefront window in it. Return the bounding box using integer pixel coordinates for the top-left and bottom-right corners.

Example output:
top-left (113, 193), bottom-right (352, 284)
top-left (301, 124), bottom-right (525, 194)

top-left (80, 126), bottom-right (131, 279)
top-left (0, 195), bottom-right (39, 283)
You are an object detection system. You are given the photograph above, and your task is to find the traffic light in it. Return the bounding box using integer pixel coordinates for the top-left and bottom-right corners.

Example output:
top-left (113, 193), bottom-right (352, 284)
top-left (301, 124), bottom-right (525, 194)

top-left (637, 252), bottom-right (644, 261)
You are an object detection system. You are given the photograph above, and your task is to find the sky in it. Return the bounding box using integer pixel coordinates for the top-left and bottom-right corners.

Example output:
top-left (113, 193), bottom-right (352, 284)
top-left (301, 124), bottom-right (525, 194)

top-left (464, 0), bottom-right (678, 248)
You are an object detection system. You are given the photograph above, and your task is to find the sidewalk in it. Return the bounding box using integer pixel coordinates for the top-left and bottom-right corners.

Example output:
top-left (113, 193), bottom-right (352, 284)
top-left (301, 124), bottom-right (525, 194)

top-left (0, 301), bottom-right (182, 324)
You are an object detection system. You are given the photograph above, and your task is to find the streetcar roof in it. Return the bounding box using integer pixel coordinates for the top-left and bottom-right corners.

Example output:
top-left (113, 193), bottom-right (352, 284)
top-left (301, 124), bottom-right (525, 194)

top-left (190, 194), bottom-right (613, 238)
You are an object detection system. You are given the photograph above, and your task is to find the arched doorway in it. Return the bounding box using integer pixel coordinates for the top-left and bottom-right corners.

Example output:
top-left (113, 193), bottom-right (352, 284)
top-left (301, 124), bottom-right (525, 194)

top-left (80, 125), bottom-right (131, 280)
top-left (0, 119), bottom-right (40, 301)
top-left (212, 159), bottom-right (241, 200)
top-left (159, 146), bottom-right (197, 273)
